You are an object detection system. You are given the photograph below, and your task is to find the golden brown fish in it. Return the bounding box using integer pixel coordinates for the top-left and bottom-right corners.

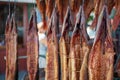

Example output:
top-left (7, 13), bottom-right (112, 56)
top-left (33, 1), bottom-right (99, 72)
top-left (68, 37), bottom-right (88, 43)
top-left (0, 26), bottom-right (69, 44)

top-left (89, 5), bottom-right (115, 80)
top-left (59, 7), bottom-right (74, 80)
top-left (69, 6), bottom-right (90, 80)
top-left (46, 7), bottom-right (59, 80)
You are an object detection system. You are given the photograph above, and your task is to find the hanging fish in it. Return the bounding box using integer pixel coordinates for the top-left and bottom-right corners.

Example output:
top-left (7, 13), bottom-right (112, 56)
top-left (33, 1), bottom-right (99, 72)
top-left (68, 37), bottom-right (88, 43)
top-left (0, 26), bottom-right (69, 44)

top-left (91, 0), bottom-right (115, 29)
top-left (107, 0), bottom-right (115, 14)
top-left (69, 6), bottom-right (90, 80)
top-left (84, 0), bottom-right (94, 19)
top-left (68, 0), bottom-right (82, 23)
top-left (70, 0), bottom-right (82, 14)
top-left (46, 0), bottom-right (55, 19)
top-left (70, 0), bottom-right (94, 21)
top-left (27, 9), bottom-right (39, 80)
top-left (56, 0), bottom-right (69, 23)
top-left (69, 0), bottom-right (95, 21)
top-left (9, 13), bottom-right (18, 80)
top-left (88, 5), bottom-right (115, 80)
top-left (59, 6), bottom-right (74, 80)
top-left (5, 13), bottom-right (18, 80)
top-left (45, 7), bottom-right (59, 80)
top-left (113, 0), bottom-right (120, 31)
top-left (94, 0), bottom-right (115, 16)
top-left (5, 14), bottom-right (11, 80)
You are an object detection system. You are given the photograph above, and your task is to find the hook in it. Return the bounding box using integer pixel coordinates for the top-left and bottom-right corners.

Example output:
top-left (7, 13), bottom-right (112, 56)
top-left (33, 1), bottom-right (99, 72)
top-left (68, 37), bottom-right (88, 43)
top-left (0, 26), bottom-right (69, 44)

top-left (14, 0), bottom-right (16, 14)
top-left (8, 0), bottom-right (10, 15)
top-left (33, 0), bottom-right (35, 9)
top-left (82, 0), bottom-right (84, 6)
top-left (105, 0), bottom-right (107, 5)
top-left (68, 0), bottom-right (70, 7)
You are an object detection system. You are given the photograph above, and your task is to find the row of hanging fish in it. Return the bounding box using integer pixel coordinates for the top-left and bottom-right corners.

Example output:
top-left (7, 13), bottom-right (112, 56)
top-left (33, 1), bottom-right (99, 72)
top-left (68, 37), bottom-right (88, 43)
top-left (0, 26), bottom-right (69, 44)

top-left (59, 5), bottom-right (115, 80)
top-left (4, 1), bottom-right (116, 80)
top-left (4, 6), bottom-right (115, 80)
top-left (36, 0), bottom-right (95, 24)
top-left (5, 9), bottom-right (39, 80)
top-left (36, 0), bottom-right (120, 31)
top-left (42, 2), bottom-right (115, 79)
top-left (5, 13), bottom-right (18, 80)
top-left (59, 5), bottom-right (90, 80)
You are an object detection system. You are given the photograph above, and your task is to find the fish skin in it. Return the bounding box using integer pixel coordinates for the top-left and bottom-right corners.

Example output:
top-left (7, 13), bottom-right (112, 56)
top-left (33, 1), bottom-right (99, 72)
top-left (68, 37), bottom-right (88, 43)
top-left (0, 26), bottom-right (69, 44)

top-left (59, 7), bottom-right (74, 80)
top-left (27, 9), bottom-right (39, 80)
top-left (69, 6), bottom-right (90, 80)
top-left (56, 0), bottom-right (69, 23)
top-left (88, 5), bottom-right (115, 80)
top-left (46, 0), bottom-right (55, 18)
top-left (46, 7), bottom-right (59, 80)
top-left (5, 13), bottom-right (18, 80)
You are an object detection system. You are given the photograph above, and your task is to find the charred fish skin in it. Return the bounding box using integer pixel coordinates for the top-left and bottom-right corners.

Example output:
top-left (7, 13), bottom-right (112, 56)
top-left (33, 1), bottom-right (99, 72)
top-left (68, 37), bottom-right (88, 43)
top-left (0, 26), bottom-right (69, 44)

top-left (60, 6), bottom-right (74, 80)
top-left (46, 7), bottom-right (59, 80)
top-left (89, 5), bottom-right (115, 80)
top-left (27, 9), bottom-right (39, 80)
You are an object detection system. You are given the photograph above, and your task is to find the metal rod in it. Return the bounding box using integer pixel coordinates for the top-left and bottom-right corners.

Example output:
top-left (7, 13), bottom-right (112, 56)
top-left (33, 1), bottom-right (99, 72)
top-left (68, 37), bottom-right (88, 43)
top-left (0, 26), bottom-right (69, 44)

top-left (4, 56), bottom-right (27, 60)
top-left (4, 55), bottom-right (46, 60)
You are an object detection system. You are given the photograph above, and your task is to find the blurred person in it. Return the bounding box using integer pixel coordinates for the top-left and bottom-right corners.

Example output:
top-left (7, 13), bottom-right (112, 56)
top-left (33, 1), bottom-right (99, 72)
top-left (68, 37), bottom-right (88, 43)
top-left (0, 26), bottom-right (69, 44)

top-left (36, 8), bottom-right (47, 80)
